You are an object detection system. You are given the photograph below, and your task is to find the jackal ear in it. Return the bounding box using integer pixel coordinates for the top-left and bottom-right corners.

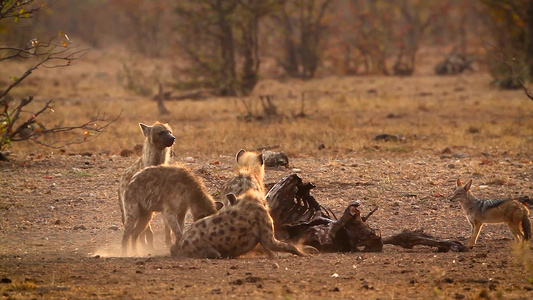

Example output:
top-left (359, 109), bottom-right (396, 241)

top-left (456, 179), bottom-right (463, 188)
top-left (464, 179), bottom-right (472, 192)
top-left (226, 193), bottom-right (237, 206)
top-left (139, 123), bottom-right (152, 137)
top-left (215, 201), bottom-right (224, 211)
top-left (235, 149), bottom-right (246, 163)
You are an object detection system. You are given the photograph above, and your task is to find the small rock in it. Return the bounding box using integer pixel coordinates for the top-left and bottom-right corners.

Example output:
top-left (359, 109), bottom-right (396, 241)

top-left (452, 152), bottom-right (468, 159)
top-left (318, 144), bottom-right (325, 150)
top-left (272, 263), bottom-right (279, 269)
top-left (108, 225), bottom-right (119, 231)
top-left (135, 260), bottom-right (145, 265)
top-left (94, 255), bottom-right (100, 259)
top-left (133, 144), bottom-right (143, 155)
top-left (447, 164), bottom-right (455, 169)
top-left (54, 220), bottom-right (61, 225)
top-left (81, 152), bottom-right (92, 157)
top-left (442, 147), bottom-right (452, 154)
top-left (330, 287), bottom-right (340, 292)
top-left (73, 225), bottom-right (87, 230)
top-left (291, 168), bottom-right (301, 173)
top-left (263, 151), bottom-right (289, 168)
top-left (184, 157), bottom-right (195, 163)
top-left (245, 276), bottom-right (261, 283)
top-left (229, 279), bottom-right (243, 285)
top-left (367, 88), bottom-right (377, 94)
top-left (1, 278), bottom-right (12, 284)
top-left (454, 294), bottom-right (465, 299)
top-left (120, 149), bottom-right (134, 157)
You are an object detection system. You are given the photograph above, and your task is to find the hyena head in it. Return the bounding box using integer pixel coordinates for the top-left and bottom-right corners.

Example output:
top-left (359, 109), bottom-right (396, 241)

top-left (450, 179), bottom-right (473, 202)
top-left (236, 149), bottom-right (264, 171)
top-left (140, 122), bottom-right (175, 149)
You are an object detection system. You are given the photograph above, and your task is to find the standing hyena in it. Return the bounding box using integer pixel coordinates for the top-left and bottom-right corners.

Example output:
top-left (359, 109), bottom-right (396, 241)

top-left (220, 149), bottom-right (265, 206)
top-left (118, 122), bottom-right (175, 248)
top-left (122, 165), bottom-right (223, 256)
top-left (173, 189), bottom-right (307, 258)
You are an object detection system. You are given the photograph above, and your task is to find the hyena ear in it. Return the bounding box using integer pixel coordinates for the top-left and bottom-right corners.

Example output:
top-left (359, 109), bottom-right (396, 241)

top-left (464, 179), bottom-right (472, 192)
top-left (215, 201), bottom-right (224, 211)
top-left (257, 152), bottom-right (264, 166)
top-left (235, 149), bottom-right (246, 163)
top-left (456, 179), bottom-right (463, 188)
top-left (139, 123), bottom-right (152, 137)
top-left (226, 193), bottom-right (237, 206)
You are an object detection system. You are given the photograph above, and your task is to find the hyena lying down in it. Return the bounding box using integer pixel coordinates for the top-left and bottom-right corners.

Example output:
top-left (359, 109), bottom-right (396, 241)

top-left (122, 165), bottom-right (222, 256)
top-left (451, 179), bottom-right (531, 248)
top-left (220, 149), bottom-right (265, 206)
top-left (172, 189), bottom-right (307, 258)
top-left (118, 122), bottom-right (175, 248)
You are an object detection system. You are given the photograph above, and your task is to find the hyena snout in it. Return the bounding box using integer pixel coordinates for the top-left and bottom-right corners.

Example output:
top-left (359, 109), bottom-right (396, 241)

top-left (155, 132), bottom-right (175, 148)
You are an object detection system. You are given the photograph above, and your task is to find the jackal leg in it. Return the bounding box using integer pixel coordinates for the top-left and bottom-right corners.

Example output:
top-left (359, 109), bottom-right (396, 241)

top-left (469, 221), bottom-right (483, 248)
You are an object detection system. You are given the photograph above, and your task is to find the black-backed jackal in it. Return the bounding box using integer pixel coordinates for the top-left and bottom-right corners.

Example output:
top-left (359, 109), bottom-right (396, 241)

top-left (451, 179), bottom-right (531, 249)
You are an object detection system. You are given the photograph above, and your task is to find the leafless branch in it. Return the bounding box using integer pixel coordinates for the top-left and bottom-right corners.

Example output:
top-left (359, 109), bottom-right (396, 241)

top-left (484, 40), bottom-right (533, 101)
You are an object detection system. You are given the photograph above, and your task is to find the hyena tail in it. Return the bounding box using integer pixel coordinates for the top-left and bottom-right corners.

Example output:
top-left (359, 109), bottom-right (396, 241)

top-left (522, 214), bottom-right (531, 241)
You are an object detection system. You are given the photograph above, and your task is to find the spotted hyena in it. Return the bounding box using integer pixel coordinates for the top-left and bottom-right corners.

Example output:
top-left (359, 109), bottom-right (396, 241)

top-left (173, 189), bottom-right (306, 258)
top-left (118, 122), bottom-right (175, 248)
top-left (220, 149), bottom-right (265, 206)
top-left (121, 165), bottom-right (222, 256)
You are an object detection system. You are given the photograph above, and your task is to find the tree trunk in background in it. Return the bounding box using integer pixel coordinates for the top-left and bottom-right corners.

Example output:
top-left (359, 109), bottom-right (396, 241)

top-left (527, 0), bottom-right (533, 79)
top-left (241, 15), bottom-right (260, 95)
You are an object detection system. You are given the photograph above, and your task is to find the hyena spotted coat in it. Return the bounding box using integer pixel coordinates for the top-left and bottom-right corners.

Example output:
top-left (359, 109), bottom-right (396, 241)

top-left (118, 122), bottom-right (175, 248)
top-left (220, 149), bottom-right (265, 207)
top-left (121, 165), bottom-right (222, 256)
top-left (451, 179), bottom-right (531, 248)
top-left (173, 189), bottom-right (306, 258)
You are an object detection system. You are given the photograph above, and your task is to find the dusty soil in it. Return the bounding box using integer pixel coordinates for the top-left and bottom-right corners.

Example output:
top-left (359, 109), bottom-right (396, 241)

top-left (1, 148), bottom-right (533, 299)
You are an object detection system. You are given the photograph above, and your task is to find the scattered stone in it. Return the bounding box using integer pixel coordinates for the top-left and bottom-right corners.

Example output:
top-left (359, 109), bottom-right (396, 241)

top-left (135, 260), bottom-right (145, 265)
top-left (184, 157), bottom-right (195, 163)
top-left (229, 279), bottom-right (243, 285)
top-left (109, 225), bottom-right (119, 231)
top-left (245, 276), bottom-right (261, 283)
top-left (452, 152), bottom-right (468, 159)
top-left (272, 263), bottom-right (279, 269)
top-left (330, 287), bottom-right (340, 292)
top-left (94, 255), bottom-right (100, 259)
top-left (367, 88), bottom-right (377, 94)
top-left (54, 220), bottom-right (61, 225)
top-left (133, 144), bottom-right (143, 155)
top-left (263, 151), bottom-right (289, 168)
top-left (442, 147), bottom-right (452, 154)
top-left (291, 168), bottom-right (301, 173)
top-left (1, 278), bottom-right (12, 284)
top-left (454, 293), bottom-right (465, 299)
top-left (444, 277), bottom-right (454, 283)
top-left (120, 149), bottom-right (134, 157)
top-left (318, 143), bottom-right (325, 150)
top-left (81, 152), bottom-right (92, 157)
top-left (372, 134), bottom-right (405, 142)
top-left (447, 164), bottom-right (455, 169)
top-left (73, 225), bottom-right (87, 230)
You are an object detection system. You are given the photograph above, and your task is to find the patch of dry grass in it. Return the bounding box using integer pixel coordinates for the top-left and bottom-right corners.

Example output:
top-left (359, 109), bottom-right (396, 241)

top-left (3, 49), bottom-right (533, 158)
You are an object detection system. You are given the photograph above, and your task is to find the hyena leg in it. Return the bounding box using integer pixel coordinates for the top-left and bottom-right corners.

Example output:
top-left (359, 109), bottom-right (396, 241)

top-left (163, 211), bottom-right (184, 245)
top-left (142, 224), bottom-right (154, 250)
top-left (131, 211), bottom-right (153, 254)
top-left (469, 222), bottom-right (483, 248)
top-left (197, 247), bottom-right (222, 259)
top-left (258, 223), bottom-right (306, 257)
top-left (122, 207), bottom-right (139, 256)
top-left (164, 221), bottom-right (172, 248)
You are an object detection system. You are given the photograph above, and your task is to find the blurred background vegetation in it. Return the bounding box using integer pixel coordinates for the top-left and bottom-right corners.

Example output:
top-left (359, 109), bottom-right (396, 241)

top-left (1, 0), bottom-right (532, 96)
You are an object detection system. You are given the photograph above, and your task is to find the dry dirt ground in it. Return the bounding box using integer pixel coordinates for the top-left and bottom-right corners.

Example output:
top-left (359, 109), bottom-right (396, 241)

top-left (1, 58), bottom-right (533, 299)
top-left (1, 149), bottom-right (533, 299)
